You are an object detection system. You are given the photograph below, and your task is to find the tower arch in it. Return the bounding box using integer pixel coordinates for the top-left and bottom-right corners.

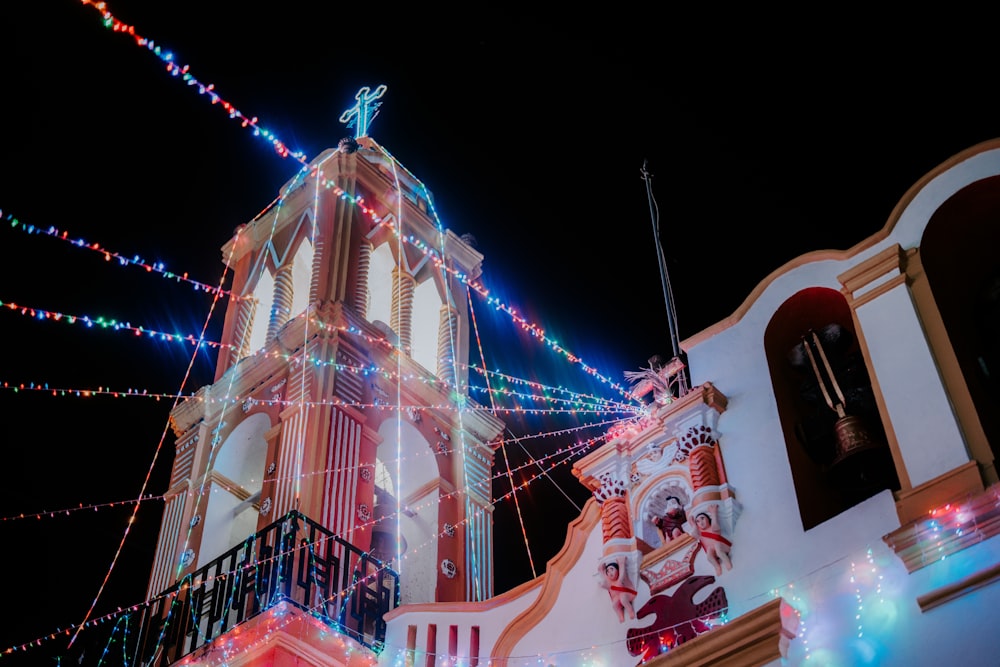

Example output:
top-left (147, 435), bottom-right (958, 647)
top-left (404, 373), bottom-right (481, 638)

top-left (375, 417), bottom-right (440, 605)
top-left (197, 412), bottom-right (271, 568)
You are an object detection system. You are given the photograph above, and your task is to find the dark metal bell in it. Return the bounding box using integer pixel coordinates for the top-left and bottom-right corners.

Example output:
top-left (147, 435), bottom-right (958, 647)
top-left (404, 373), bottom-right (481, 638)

top-left (830, 414), bottom-right (881, 467)
top-left (827, 414), bottom-right (894, 492)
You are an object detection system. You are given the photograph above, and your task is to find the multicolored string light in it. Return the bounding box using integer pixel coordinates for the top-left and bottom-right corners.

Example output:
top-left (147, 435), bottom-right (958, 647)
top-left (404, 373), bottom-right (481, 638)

top-left (469, 282), bottom-right (539, 578)
top-left (3, 1), bottom-right (652, 659)
top-left (3, 205), bottom-right (644, 414)
top-left (4, 211), bottom-right (245, 301)
top-left (1, 415), bottom-right (606, 658)
top-left (80, 1), bottom-right (308, 164)
top-left (71, 0), bottom-right (643, 408)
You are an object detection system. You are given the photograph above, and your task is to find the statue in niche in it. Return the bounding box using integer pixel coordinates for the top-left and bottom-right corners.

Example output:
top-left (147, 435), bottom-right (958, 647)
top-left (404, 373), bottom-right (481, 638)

top-left (690, 510), bottom-right (732, 576)
top-left (643, 485), bottom-right (691, 548)
top-left (650, 495), bottom-right (687, 543)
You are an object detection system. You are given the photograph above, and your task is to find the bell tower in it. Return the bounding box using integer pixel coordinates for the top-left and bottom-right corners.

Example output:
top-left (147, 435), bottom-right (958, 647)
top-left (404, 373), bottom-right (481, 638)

top-left (145, 91), bottom-right (505, 615)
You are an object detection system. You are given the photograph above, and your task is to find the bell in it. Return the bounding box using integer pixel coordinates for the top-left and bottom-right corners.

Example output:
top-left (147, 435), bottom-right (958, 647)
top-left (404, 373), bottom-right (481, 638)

top-left (796, 328), bottom-right (886, 484)
top-left (831, 414), bottom-right (881, 466)
top-left (828, 413), bottom-right (889, 489)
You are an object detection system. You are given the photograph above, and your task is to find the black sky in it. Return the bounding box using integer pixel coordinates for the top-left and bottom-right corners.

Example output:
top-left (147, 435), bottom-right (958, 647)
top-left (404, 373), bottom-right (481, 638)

top-left (1, 3), bottom-right (999, 664)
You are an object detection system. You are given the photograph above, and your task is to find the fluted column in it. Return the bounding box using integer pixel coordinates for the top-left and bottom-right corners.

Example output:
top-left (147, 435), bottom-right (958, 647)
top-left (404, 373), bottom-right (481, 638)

top-left (436, 304), bottom-right (459, 385)
top-left (266, 262), bottom-right (295, 344)
top-left (230, 295), bottom-right (257, 365)
top-left (309, 233), bottom-right (325, 305)
top-left (391, 267), bottom-right (415, 355)
top-left (353, 240), bottom-right (373, 319)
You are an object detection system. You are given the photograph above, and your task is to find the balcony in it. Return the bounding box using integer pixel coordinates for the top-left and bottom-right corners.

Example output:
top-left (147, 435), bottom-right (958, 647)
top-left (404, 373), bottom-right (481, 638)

top-left (135, 510), bottom-right (399, 665)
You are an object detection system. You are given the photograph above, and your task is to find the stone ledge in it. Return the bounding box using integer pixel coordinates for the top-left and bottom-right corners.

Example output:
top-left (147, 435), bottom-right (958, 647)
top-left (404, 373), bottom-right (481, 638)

top-left (644, 597), bottom-right (798, 667)
top-left (893, 460), bottom-right (984, 525)
top-left (884, 480), bottom-right (1000, 574)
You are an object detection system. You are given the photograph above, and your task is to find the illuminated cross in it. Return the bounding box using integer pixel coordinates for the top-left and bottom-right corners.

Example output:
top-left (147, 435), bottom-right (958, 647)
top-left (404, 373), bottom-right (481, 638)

top-left (339, 84), bottom-right (388, 139)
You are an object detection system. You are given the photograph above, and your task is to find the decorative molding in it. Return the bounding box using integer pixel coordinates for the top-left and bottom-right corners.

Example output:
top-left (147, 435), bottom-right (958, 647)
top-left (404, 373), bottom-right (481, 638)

top-left (917, 561), bottom-right (1000, 612)
top-left (643, 597), bottom-right (798, 667)
top-left (640, 535), bottom-right (698, 593)
top-left (384, 575), bottom-right (545, 620)
top-left (892, 460), bottom-right (984, 525)
top-left (884, 479), bottom-right (1000, 574)
top-left (176, 599), bottom-right (375, 666)
top-left (838, 243), bottom-right (907, 307)
top-left (440, 559), bottom-right (458, 578)
top-left (490, 500), bottom-right (601, 661)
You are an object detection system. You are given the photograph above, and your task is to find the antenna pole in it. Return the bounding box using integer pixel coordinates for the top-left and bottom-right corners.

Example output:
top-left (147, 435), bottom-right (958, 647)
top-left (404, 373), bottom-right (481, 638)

top-left (641, 160), bottom-right (689, 396)
top-left (641, 160), bottom-right (681, 361)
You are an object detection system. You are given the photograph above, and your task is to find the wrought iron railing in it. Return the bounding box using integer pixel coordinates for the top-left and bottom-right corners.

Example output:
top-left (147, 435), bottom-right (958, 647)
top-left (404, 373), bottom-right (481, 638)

top-left (134, 510), bottom-right (399, 665)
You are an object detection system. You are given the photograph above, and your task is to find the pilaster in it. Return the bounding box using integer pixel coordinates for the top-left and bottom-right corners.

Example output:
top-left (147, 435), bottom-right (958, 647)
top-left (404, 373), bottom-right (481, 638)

top-left (839, 245), bottom-right (973, 490)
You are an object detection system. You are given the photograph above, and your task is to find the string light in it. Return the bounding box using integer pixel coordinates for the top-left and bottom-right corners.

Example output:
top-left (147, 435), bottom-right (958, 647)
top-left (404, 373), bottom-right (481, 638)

top-left (80, 1), bottom-right (308, 164)
top-left (1, 377), bottom-right (640, 419)
top-left (1, 215), bottom-right (642, 421)
top-left (0, 495), bottom-right (163, 523)
top-left (1, 424), bottom-right (607, 659)
top-left (5, 190), bottom-right (642, 409)
top-left (2, 2), bottom-right (657, 661)
top-left (68, 0), bottom-right (646, 409)
top-left (3, 211), bottom-right (245, 301)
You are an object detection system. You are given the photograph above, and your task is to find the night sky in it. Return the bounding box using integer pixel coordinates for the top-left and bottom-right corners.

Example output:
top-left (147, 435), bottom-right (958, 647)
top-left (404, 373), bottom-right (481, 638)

top-left (1, 3), bottom-right (998, 664)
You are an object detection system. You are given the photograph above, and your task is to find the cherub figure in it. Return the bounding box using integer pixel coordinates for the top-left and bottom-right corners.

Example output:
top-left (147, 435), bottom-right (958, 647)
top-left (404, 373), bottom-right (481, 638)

top-left (691, 512), bottom-right (732, 576)
top-left (651, 495), bottom-right (687, 544)
top-left (598, 555), bottom-right (637, 623)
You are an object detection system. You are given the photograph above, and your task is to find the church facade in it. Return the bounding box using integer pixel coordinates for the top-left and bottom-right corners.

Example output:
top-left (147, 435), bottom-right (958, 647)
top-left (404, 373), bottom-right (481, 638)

top-left (137, 119), bottom-right (1000, 665)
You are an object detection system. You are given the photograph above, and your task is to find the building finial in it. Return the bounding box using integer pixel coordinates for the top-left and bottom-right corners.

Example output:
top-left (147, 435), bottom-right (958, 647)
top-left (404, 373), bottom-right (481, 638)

top-left (339, 84), bottom-right (388, 139)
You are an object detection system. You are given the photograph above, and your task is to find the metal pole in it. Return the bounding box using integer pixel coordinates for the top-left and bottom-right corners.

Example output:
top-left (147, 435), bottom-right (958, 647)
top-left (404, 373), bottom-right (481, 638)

top-left (641, 160), bottom-right (681, 361)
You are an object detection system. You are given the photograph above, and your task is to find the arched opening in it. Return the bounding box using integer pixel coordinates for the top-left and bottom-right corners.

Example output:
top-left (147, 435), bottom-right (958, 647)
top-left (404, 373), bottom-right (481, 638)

top-left (766, 287), bottom-right (899, 530)
top-left (638, 478), bottom-right (693, 549)
top-left (289, 237), bottom-right (314, 320)
top-left (367, 242), bottom-right (395, 335)
top-left (247, 269), bottom-right (274, 355)
top-left (411, 277), bottom-right (443, 373)
top-left (375, 418), bottom-right (440, 605)
top-left (198, 413), bottom-right (271, 567)
top-left (922, 176), bottom-right (1000, 471)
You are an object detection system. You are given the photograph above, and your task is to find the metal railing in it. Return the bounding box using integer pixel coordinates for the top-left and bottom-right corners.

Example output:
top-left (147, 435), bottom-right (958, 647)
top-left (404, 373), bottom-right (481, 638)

top-left (134, 510), bottom-right (399, 665)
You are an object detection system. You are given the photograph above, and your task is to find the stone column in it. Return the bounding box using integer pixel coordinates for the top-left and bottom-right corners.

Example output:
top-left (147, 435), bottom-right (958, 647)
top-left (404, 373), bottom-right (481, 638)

top-left (230, 295), bottom-right (256, 365)
top-left (353, 240), bottom-right (373, 319)
top-left (436, 304), bottom-right (459, 386)
top-left (266, 262), bottom-right (295, 344)
top-left (391, 267), bottom-right (415, 355)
